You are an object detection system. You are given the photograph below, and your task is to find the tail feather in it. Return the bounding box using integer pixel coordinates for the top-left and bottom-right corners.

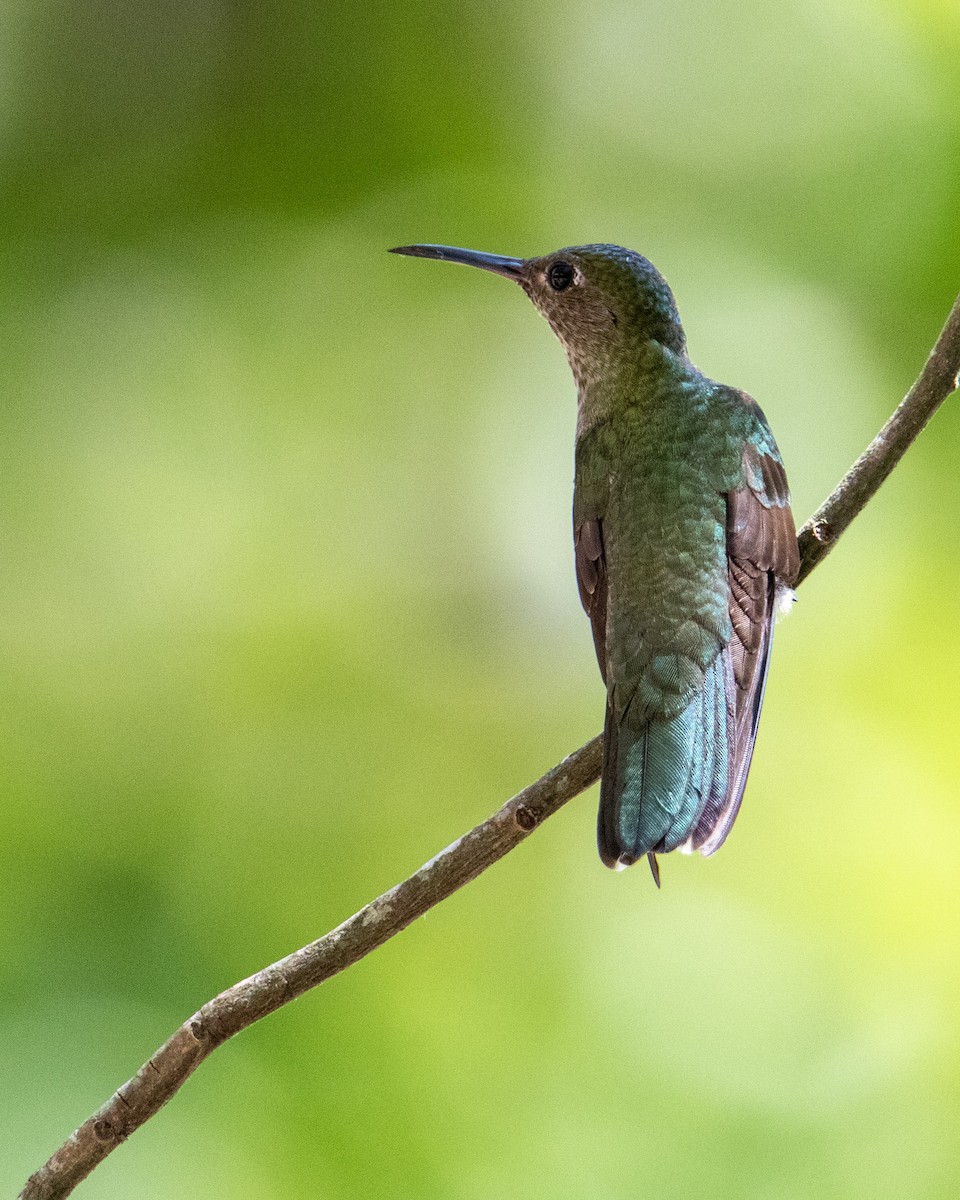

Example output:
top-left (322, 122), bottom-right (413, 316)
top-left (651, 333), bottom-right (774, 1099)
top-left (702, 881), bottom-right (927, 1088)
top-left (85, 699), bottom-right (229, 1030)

top-left (696, 610), bottom-right (775, 857)
top-left (597, 652), bottom-right (737, 869)
top-left (685, 652), bottom-right (737, 852)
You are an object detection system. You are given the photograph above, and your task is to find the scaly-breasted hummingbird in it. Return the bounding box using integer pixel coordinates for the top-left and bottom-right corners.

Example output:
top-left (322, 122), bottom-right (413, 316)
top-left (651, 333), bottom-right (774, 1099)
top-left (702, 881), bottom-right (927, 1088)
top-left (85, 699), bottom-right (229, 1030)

top-left (391, 243), bottom-right (799, 882)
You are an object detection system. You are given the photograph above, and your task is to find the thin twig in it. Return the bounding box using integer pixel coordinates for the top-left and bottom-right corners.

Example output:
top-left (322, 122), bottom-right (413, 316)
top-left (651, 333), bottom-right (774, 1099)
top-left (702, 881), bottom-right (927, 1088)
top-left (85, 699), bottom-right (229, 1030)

top-left (20, 291), bottom-right (960, 1200)
top-left (795, 293), bottom-right (960, 583)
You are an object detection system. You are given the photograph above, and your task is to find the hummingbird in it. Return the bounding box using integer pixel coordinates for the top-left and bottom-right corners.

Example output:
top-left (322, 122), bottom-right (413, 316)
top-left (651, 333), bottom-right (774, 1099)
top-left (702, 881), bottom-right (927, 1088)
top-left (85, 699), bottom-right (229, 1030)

top-left (391, 243), bottom-right (799, 882)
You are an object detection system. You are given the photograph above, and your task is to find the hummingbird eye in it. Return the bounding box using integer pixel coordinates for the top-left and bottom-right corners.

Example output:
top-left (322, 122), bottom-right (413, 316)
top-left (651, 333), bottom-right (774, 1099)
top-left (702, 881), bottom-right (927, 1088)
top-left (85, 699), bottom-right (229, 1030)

top-left (547, 261), bottom-right (575, 292)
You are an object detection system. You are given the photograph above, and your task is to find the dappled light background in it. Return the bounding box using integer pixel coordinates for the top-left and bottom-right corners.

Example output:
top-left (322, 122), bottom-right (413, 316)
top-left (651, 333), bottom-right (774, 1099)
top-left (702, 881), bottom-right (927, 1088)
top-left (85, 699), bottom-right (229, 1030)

top-left (3, 1), bottom-right (960, 1196)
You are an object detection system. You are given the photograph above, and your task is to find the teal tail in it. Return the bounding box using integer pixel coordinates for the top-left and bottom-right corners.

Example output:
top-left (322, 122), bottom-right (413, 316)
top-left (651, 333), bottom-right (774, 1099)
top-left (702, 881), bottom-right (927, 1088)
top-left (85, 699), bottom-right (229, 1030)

top-left (598, 651), bottom-right (750, 871)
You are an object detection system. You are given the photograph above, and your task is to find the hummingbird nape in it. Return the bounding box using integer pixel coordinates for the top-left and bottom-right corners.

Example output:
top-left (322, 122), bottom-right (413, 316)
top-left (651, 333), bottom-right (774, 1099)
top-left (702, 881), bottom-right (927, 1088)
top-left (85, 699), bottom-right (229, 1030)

top-left (391, 243), bottom-right (799, 884)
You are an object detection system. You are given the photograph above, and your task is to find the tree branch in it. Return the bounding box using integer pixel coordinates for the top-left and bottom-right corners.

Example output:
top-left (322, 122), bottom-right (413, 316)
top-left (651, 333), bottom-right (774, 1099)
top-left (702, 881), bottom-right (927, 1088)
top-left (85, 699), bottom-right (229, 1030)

top-left (20, 291), bottom-right (960, 1200)
top-left (795, 293), bottom-right (960, 583)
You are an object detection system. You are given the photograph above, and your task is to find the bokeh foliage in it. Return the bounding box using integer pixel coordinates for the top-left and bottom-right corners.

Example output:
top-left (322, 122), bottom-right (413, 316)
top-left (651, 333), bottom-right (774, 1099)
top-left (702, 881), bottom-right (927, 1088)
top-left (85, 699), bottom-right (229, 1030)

top-left (3, 1), bottom-right (960, 1196)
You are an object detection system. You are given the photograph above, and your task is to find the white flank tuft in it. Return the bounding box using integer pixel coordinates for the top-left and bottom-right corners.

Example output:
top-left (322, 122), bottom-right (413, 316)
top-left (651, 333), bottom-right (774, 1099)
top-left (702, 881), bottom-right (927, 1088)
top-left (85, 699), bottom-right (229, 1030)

top-left (774, 583), bottom-right (797, 622)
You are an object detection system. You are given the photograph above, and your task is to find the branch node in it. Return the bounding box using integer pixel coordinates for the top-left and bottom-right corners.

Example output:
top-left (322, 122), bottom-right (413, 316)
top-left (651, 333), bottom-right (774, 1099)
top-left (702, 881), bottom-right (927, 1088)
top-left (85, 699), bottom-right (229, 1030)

top-left (811, 519), bottom-right (835, 544)
top-left (189, 1018), bottom-right (206, 1042)
top-left (513, 804), bottom-right (538, 832)
top-left (92, 1120), bottom-right (115, 1143)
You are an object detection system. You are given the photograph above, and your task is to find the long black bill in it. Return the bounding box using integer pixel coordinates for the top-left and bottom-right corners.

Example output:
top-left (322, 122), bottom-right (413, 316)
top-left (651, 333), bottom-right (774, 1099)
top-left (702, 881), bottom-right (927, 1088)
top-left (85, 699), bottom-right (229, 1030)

top-left (389, 244), bottom-right (524, 279)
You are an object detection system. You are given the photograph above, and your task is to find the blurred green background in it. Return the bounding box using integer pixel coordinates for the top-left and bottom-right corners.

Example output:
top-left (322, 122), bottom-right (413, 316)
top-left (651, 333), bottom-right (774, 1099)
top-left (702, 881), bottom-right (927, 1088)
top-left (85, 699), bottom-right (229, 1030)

top-left (3, 1), bottom-right (960, 1196)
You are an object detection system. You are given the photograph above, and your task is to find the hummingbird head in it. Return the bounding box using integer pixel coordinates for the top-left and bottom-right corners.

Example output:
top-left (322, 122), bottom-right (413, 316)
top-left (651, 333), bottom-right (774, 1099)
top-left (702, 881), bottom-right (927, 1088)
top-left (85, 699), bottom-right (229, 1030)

top-left (390, 242), bottom-right (686, 387)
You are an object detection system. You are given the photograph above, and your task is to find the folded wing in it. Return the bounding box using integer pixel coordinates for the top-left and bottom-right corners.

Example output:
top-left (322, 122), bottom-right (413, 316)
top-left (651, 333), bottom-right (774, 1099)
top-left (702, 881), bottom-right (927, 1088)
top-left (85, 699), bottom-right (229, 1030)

top-left (687, 438), bottom-right (799, 855)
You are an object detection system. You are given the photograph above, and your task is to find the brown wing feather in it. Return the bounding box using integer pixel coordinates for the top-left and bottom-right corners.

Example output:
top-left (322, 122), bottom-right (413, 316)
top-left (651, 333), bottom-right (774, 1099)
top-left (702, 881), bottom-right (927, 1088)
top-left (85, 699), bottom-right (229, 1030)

top-left (574, 518), bottom-right (608, 684)
top-left (726, 444), bottom-right (797, 726)
top-left (695, 441), bottom-right (798, 855)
